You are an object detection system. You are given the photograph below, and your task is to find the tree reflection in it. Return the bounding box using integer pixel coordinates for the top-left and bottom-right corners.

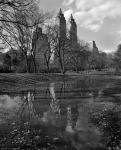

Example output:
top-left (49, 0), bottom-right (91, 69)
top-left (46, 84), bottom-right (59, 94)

top-left (18, 91), bottom-right (40, 124)
top-left (14, 80), bottom-right (111, 150)
top-left (17, 82), bottom-right (62, 126)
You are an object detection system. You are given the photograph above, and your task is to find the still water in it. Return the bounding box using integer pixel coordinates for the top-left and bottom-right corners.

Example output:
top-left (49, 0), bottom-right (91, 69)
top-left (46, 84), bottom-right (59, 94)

top-left (0, 76), bottom-right (121, 149)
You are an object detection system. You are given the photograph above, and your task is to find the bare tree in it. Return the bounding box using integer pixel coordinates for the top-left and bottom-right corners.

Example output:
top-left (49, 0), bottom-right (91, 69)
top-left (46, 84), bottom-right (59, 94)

top-left (0, 0), bottom-right (39, 27)
top-left (43, 43), bottom-right (52, 73)
top-left (44, 25), bottom-right (56, 73)
top-left (68, 41), bottom-right (81, 72)
top-left (46, 24), bottom-right (69, 74)
top-left (67, 40), bottom-right (90, 72)
top-left (0, 0), bottom-right (50, 72)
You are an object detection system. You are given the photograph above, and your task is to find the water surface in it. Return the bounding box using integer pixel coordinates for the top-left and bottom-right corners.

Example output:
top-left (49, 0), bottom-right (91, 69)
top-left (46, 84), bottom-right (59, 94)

top-left (0, 75), bottom-right (121, 149)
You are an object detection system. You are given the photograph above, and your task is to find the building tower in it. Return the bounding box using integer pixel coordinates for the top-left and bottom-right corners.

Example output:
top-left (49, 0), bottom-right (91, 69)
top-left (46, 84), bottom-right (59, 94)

top-left (70, 14), bottom-right (77, 43)
top-left (32, 27), bottom-right (49, 73)
top-left (92, 41), bottom-right (99, 53)
top-left (58, 8), bottom-right (66, 39)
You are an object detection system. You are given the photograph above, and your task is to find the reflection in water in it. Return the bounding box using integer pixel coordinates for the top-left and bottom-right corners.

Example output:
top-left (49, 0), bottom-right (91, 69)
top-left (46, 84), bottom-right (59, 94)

top-left (17, 83), bottom-right (62, 127)
top-left (18, 91), bottom-right (40, 123)
top-left (0, 95), bottom-right (20, 109)
top-left (0, 95), bottom-right (21, 124)
top-left (1, 77), bottom-right (121, 149)
top-left (66, 106), bottom-right (74, 133)
top-left (49, 83), bottom-right (56, 100)
top-left (49, 83), bottom-right (60, 118)
top-left (41, 83), bottom-right (61, 125)
top-left (17, 83), bottom-right (78, 131)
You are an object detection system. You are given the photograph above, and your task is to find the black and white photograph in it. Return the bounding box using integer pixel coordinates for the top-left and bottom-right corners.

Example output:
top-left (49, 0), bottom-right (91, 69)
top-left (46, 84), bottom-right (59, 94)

top-left (0, 0), bottom-right (121, 149)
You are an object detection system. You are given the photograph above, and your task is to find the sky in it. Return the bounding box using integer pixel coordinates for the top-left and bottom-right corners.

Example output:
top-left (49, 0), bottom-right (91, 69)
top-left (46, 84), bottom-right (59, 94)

top-left (39, 0), bottom-right (121, 53)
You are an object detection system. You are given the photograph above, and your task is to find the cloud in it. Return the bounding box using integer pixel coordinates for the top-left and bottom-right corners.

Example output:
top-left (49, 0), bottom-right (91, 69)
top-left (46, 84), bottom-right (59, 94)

top-left (63, 0), bottom-right (121, 32)
top-left (115, 30), bottom-right (121, 39)
top-left (63, 0), bottom-right (74, 6)
top-left (64, 9), bottom-right (73, 20)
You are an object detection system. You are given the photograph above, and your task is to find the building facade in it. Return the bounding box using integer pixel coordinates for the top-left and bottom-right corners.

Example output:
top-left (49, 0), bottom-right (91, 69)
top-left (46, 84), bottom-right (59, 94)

top-left (70, 14), bottom-right (77, 44)
top-left (32, 27), bottom-right (49, 72)
top-left (58, 8), bottom-right (67, 40)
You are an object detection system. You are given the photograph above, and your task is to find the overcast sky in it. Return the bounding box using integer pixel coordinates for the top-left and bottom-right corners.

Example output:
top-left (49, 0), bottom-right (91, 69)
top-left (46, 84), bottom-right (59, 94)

top-left (39, 0), bottom-right (121, 53)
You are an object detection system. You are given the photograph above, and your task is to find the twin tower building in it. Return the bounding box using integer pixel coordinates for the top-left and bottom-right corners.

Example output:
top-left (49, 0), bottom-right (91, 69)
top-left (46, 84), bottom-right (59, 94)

top-left (33, 9), bottom-right (78, 72)
top-left (58, 8), bottom-right (77, 43)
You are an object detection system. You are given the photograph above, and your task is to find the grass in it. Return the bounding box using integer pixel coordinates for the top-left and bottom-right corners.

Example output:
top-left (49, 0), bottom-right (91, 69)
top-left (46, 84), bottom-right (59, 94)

top-left (0, 122), bottom-right (77, 150)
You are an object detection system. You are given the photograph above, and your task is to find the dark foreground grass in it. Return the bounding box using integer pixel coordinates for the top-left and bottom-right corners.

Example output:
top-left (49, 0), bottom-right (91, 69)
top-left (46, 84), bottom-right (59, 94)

top-left (0, 121), bottom-right (107, 150)
top-left (0, 122), bottom-right (75, 150)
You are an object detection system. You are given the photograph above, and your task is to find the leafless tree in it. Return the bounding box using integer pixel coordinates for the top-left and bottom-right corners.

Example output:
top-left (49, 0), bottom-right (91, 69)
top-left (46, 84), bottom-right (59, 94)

top-left (0, 0), bottom-right (51, 72)
top-left (43, 43), bottom-right (52, 73)
top-left (0, 0), bottom-right (39, 27)
top-left (44, 25), bottom-right (56, 73)
top-left (46, 23), bottom-right (69, 74)
top-left (68, 41), bottom-right (81, 72)
top-left (68, 40), bottom-right (91, 72)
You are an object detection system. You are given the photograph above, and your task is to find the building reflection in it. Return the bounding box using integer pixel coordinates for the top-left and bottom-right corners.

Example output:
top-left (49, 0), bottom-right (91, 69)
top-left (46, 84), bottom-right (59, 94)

top-left (17, 82), bottom-right (78, 131)
top-left (18, 83), bottom-right (61, 126)
top-left (41, 83), bottom-right (61, 126)
top-left (16, 81), bottom-right (107, 149)
top-left (66, 106), bottom-right (74, 133)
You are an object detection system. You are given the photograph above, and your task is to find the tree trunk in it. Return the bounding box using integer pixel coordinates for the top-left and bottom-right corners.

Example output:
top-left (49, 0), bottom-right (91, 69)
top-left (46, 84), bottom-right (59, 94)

top-left (59, 56), bottom-right (65, 74)
top-left (47, 63), bottom-right (50, 73)
top-left (76, 67), bottom-right (78, 73)
top-left (33, 60), bottom-right (37, 73)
